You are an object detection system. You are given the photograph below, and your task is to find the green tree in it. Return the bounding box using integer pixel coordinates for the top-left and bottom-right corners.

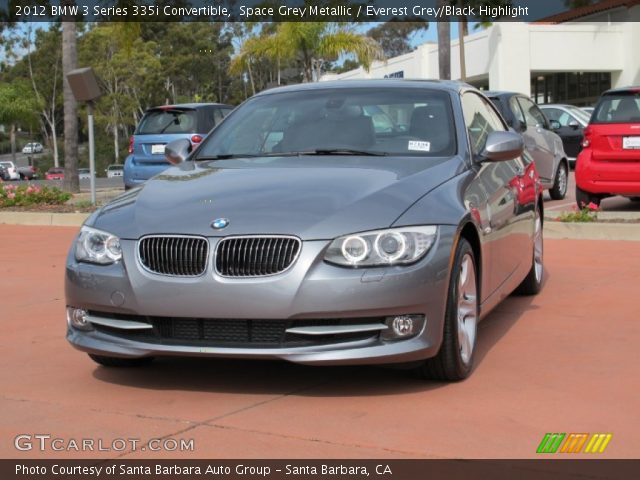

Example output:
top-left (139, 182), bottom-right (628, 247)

top-left (367, 20), bottom-right (428, 58)
top-left (149, 23), bottom-right (235, 104)
top-left (24, 26), bottom-right (63, 167)
top-left (79, 24), bottom-right (162, 164)
top-left (0, 24), bottom-right (63, 166)
top-left (233, 22), bottom-right (384, 83)
top-left (0, 82), bottom-right (40, 163)
top-left (332, 58), bottom-right (360, 74)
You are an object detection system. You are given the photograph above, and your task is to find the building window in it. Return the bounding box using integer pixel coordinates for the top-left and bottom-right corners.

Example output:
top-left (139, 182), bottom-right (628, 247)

top-left (531, 72), bottom-right (611, 106)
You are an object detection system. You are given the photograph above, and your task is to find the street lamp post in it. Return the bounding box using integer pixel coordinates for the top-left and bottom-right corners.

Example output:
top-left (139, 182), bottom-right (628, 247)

top-left (86, 100), bottom-right (96, 205)
top-left (66, 67), bottom-right (102, 205)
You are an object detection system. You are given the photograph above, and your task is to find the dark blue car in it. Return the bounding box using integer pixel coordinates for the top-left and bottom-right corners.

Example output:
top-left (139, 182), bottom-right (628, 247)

top-left (124, 103), bottom-right (233, 189)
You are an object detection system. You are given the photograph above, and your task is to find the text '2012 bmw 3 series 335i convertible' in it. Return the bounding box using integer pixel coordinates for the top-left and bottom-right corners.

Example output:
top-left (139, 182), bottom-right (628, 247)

top-left (66, 80), bottom-right (544, 381)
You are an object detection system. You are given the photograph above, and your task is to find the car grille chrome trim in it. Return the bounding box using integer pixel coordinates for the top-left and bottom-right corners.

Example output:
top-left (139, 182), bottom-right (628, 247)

top-left (285, 324), bottom-right (389, 336)
top-left (87, 314), bottom-right (153, 330)
top-left (215, 235), bottom-right (301, 277)
top-left (138, 235), bottom-right (209, 277)
top-left (88, 312), bottom-right (385, 348)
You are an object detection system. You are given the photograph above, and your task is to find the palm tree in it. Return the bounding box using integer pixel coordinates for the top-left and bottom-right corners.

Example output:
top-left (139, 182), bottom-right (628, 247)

top-left (229, 36), bottom-right (263, 96)
top-left (437, 14), bottom-right (451, 80)
top-left (233, 22), bottom-right (384, 84)
top-left (61, 6), bottom-right (79, 193)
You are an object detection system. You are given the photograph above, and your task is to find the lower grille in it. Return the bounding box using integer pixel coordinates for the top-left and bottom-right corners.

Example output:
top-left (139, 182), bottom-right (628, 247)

top-left (90, 313), bottom-right (382, 348)
top-left (215, 236), bottom-right (301, 277)
top-left (138, 236), bottom-right (208, 276)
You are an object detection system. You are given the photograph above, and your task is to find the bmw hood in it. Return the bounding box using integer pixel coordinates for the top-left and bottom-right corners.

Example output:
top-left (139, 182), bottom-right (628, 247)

top-left (90, 156), bottom-right (462, 240)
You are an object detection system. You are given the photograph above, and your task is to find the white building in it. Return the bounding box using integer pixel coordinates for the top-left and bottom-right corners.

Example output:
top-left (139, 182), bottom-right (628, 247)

top-left (321, 1), bottom-right (640, 106)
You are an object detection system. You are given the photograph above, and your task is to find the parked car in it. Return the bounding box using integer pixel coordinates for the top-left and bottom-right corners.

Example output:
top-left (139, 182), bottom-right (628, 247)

top-left (539, 104), bottom-right (590, 166)
top-left (45, 167), bottom-right (64, 180)
top-left (0, 161), bottom-right (20, 180)
top-left (123, 103), bottom-right (234, 189)
top-left (0, 163), bottom-right (7, 181)
top-left (575, 86), bottom-right (640, 207)
top-left (22, 142), bottom-right (44, 154)
top-left (65, 80), bottom-right (544, 381)
top-left (17, 165), bottom-right (38, 180)
top-left (106, 164), bottom-right (124, 178)
top-left (79, 168), bottom-right (93, 180)
top-left (581, 106), bottom-right (595, 116)
top-left (486, 91), bottom-right (569, 200)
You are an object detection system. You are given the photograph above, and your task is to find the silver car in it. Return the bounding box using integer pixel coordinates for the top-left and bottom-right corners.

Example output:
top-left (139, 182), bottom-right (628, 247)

top-left (487, 92), bottom-right (569, 200)
top-left (65, 80), bottom-right (544, 381)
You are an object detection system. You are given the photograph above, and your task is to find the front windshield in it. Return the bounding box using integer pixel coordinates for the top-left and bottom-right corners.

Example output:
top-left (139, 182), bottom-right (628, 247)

top-left (566, 106), bottom-right (590, 125)
top-left (196, 88), bottom-right (457, 158)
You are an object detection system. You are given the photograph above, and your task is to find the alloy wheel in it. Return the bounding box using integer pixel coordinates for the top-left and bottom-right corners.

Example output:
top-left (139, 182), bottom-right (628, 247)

top-left (534, 212), bottom-right (543, 282)
top-left (457, 254), bottom-right (478, 365)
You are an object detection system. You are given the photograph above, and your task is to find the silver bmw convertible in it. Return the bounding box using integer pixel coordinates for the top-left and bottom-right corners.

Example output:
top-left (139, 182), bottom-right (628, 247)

top-left (65, 80), bottom-right (544, 381)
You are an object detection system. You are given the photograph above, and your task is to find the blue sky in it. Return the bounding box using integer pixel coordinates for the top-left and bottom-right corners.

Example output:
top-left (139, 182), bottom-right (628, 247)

top-left (2, 21), bottom-right (473, 66)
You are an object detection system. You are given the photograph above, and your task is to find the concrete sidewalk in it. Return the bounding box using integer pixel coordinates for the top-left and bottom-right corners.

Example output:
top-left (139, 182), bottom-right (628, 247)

top-left (2, 208), bottom-right (640, 240)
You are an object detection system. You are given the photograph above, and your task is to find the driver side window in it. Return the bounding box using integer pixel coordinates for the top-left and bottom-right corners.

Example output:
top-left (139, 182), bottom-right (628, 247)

top-left (462, 92), bottom-right (507, 155)
top-left (517, 97), bottom-right (547, 128)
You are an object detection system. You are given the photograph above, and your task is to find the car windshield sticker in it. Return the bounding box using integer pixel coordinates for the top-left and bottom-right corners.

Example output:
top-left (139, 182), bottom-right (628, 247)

top-left (408, 140), bottom-right (431, 152)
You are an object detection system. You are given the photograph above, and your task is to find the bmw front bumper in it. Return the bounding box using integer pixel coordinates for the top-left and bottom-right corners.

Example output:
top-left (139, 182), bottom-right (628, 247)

top-left (65, 227), bottom-right (456, 365)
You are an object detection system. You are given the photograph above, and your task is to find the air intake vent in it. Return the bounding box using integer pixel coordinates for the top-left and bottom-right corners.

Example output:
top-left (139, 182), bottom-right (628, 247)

top-left (215, 236), bottom-right (301, 277)
top-left (138, 236), bottom-right (208, 276)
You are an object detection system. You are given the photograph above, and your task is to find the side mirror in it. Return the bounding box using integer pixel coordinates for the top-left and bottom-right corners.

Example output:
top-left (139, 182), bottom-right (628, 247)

top-left (165, 139), bottom-right (192, 165)
top-left (549, 120), bottom-right (561, 130)
top-left (568, 119), bottom-right (580, 130)
top-left (480, 131), bottom-right (524, 162)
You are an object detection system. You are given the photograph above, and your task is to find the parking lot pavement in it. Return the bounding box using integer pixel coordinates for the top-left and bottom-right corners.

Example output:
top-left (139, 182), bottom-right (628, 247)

top-left (545, 171), bottom-right (640, 213)
top-left (1, 225), bottom-right (638, 459)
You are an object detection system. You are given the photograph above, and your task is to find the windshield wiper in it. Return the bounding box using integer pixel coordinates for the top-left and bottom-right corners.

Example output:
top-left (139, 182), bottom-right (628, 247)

top-left (300, 148), bottom-right (387, 156)
top-left (195, 149), bottom-right (387, 161)
top-left (195, 153), bottom-right (263, 161)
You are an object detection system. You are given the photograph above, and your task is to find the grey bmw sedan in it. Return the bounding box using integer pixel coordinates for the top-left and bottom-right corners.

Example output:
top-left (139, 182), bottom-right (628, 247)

top-left (66, 80), bottom-right (544, 381)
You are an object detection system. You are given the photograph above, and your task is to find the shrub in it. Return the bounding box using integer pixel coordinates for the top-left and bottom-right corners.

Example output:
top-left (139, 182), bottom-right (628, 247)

top-left (0, 183), bottom-right (71, 207)
top-left (556, 202), bottom-right (599, 222)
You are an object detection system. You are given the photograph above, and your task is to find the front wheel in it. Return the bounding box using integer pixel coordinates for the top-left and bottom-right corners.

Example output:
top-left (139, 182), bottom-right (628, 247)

top-left (417, 238), bottom-right (478, 381)
top-left (549, 162), bottom-right (568, 200)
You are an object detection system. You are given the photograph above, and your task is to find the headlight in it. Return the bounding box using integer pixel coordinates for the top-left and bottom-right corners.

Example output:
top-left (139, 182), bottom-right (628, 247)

top-left (75, 226), bottom-right (122, 265)
top-left (325, 226), bottom-right (437, 267)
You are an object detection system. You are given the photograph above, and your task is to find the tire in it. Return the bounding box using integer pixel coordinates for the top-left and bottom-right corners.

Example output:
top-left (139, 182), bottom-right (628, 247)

top-left (549, 162), bottom-right (568, 200)
top-left (88, 354), bottom-right (154, 367)
top-left (515, 208), bottom-right (543, 295)
top-left (575, 186), bottom-right (601, 209)
top-left (417, 238), bottom-right (478, 382)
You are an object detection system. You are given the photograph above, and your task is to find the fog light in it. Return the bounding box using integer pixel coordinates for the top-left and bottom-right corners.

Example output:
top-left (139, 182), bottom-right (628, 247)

top-left (381, 314), bottom-right (425, 341)
top-left (66, 307), bottom-right (93, 331)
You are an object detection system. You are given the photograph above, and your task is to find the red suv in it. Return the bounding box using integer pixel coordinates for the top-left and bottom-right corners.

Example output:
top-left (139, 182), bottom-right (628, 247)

top-left (575, 87), bottom-right (640, 207)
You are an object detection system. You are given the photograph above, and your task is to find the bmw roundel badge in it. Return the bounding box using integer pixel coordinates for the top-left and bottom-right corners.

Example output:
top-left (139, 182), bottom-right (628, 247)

top-left (211, 218), bottom-right (229, 230)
